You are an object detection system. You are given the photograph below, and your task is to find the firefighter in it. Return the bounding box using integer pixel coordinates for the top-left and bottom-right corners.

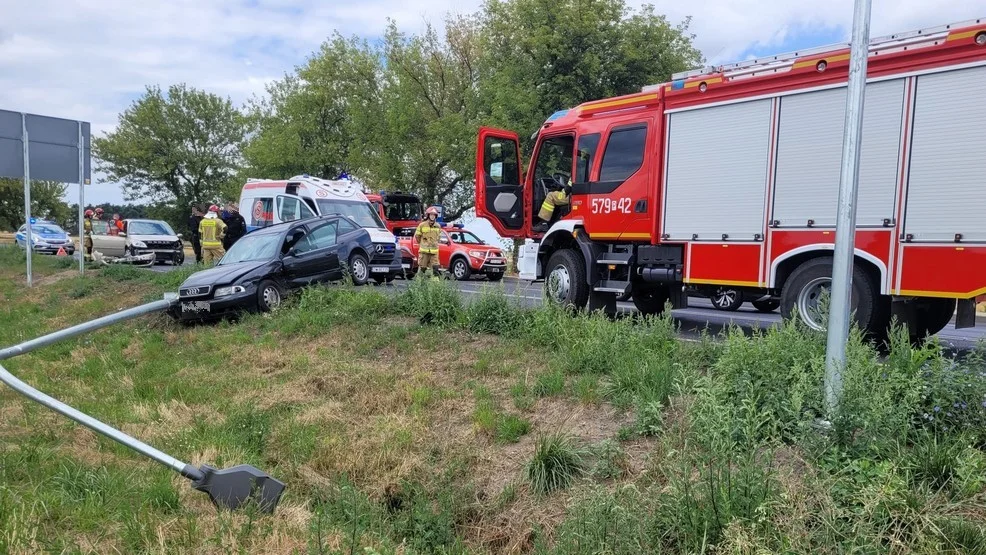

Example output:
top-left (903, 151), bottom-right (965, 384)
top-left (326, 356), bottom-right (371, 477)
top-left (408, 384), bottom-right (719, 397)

top-left (222, 202), bottom-right (247, 250)
top-left (414, 206), bottom-right (442, 279)
top-left (199, 205), bottom-right (227, 264)
top-left (188, 204), bottom-right (204, 264)
top-left (83, 209), bottom-right (94, 258)
top-left (534, 178), bottom-right (572, 232)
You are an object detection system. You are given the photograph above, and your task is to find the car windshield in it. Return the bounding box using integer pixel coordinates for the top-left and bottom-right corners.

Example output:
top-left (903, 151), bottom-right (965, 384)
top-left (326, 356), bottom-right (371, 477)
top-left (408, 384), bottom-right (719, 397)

top-left (31, 225), bottom-right (64, 235)
top-left (218, 233), bottom-right (281, 265)
top-left (128, 221), bottom-right (174, 235)
top-left (453, 231), bottom-right (485, 245)
top-left (316, 199), bottom-right (385, 229)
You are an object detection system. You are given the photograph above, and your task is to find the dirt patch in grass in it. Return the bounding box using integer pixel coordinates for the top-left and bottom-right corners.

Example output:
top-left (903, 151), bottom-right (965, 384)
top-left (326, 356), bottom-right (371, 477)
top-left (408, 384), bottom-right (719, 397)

top-left (475, 397), bottom-right (635, 498)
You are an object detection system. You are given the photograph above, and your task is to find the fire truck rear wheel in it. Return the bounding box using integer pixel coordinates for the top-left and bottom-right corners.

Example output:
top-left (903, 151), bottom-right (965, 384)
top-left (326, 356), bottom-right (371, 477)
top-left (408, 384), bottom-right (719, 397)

top-left (545, 249), bottom-right (589, 309)
top-left (631, 283), bottom-right (669, 316)
top-left (780, 256), bottom-right (877, 334)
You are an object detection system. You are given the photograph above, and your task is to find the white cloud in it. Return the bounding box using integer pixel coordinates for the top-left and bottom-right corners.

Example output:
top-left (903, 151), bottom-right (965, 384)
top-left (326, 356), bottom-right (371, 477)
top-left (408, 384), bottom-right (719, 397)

top-left (0, 0), bottom-right (982, 205)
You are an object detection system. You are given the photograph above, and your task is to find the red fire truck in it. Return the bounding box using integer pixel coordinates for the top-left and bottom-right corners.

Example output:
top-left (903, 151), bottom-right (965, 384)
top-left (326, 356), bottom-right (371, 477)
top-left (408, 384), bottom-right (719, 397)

top-left (365, 191), bottom-right (423, 235)
top-left (476, 19), bottom-right (986, 340)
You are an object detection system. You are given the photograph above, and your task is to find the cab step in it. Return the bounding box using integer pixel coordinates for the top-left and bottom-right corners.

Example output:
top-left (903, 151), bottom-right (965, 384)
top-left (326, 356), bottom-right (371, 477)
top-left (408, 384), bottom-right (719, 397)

top-left (594, 280), bottom-right (631, 294)
top-left (596, 252), bottom-right (632, 266)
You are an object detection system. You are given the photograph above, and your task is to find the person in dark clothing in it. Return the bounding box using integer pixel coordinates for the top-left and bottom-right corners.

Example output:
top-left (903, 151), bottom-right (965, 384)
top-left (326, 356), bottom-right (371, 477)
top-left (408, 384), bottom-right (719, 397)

top-left (188, 204), bottom-right (204, 264)
top-left (222, 202), bottom-right (247, 250)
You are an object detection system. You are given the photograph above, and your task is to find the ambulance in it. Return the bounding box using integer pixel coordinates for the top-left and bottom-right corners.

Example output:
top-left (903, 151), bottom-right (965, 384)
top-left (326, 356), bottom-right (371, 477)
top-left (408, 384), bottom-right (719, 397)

top-left (238, 174), bottom-right (403, 282)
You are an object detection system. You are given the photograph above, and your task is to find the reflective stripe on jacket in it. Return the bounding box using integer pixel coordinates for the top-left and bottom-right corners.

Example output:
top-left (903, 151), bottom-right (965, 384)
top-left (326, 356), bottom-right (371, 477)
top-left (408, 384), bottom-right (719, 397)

top-left (538, 190), bottom-right (570, 221)
top-left (415, 221), bottom-right (441, 254)
top-left (199, 218), bottom-right (226, 248)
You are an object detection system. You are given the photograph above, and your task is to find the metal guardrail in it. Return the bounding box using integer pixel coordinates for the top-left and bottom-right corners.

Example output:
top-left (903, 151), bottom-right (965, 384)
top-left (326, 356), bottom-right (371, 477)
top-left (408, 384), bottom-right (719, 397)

top-left (0, 295), bottom-right (285, 512)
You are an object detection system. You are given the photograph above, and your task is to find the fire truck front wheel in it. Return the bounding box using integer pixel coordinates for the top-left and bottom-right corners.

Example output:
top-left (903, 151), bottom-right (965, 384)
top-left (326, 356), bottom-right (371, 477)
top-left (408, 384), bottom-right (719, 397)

top-left (780, 257), bottom-right (877, 334)
top-left (544, 249), bottom-right (589, 309)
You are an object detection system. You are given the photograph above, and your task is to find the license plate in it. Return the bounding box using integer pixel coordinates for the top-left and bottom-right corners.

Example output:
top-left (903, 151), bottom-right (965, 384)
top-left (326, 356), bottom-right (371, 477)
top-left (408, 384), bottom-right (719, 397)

top-left (371, 266), bottom-right (388, 273)
top-left (401, 263), bottom-right (410, 269)
top-left (181, 301), bottom-right (210, 313)
top-left (489, 268), bottom-right (503, 273)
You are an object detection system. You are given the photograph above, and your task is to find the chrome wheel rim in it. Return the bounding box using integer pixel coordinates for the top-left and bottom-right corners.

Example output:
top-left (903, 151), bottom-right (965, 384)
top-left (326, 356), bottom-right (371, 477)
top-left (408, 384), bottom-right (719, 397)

top-left (713, 288), bottom-right (738, 309)
top-left (797, 277), bottom-right (831, 331)
top-left (263, 286), bottom-right (281, 309)
top-left (352, 258), bottom-right (367, 282)
top-left (546, 264), bottom-right (571, 304)
top-left (453, 260), bottom-right (467, 279)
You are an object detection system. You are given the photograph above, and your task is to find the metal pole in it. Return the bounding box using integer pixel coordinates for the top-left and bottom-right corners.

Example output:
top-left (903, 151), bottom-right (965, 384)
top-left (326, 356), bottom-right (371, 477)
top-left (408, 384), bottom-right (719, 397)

top-left (0, 297), bottom-right (202, 480)
top-left (78, 122), bottom-right (85, 275)
top-left (22, 114), bottom-right (32, 287)
top-left (824, 0), bottom-right (872, 416)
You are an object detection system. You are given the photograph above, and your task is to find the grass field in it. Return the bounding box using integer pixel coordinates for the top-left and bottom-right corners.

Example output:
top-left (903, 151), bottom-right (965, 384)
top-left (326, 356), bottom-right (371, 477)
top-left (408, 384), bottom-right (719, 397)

top-left (1, 245), bottom-right (985, 554)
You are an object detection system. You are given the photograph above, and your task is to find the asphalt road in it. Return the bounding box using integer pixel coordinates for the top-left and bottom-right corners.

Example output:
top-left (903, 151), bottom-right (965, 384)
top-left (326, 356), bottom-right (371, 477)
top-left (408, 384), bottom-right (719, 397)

top-left (148, 262), bottom-right (986, 352)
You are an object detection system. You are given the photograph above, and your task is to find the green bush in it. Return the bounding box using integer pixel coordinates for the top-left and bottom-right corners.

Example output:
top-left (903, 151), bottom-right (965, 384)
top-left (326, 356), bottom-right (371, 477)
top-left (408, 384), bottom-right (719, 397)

top-left (464, 286), bottom-right (520, 334)
top-left (526, 433), bottom-right (585, 495)
top-left (396, 278), bottom-right (462, 327)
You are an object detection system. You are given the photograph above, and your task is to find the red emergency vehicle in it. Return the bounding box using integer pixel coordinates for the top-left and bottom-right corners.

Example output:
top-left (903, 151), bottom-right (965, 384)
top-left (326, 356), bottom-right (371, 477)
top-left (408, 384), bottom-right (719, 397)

top-left (366, 191), bottom-right (423, 235)
top-left (476, 19), bottom-right (986, 340)
top-left (399, 223), bottom-right (507, 281)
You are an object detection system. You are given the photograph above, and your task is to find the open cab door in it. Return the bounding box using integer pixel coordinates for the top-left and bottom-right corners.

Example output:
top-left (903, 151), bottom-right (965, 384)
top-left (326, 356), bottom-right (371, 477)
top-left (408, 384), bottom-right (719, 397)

top-left (476, 127), bottom-right (527, 237)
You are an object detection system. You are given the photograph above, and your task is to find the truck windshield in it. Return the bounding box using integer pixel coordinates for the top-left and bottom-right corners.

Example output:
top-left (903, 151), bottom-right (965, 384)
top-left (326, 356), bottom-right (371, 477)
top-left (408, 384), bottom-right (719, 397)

top-left (219, 233), bottom-right (281, 265)
top-left (316, 199), bottom-right (385, 229)
top-left (385, 202), bottom-right (422, 221)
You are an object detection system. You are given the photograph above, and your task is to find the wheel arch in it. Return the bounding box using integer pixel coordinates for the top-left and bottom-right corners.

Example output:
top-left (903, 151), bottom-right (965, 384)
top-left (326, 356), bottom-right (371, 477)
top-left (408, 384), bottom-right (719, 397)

top-left (770, 245), bottom-right (886, 294)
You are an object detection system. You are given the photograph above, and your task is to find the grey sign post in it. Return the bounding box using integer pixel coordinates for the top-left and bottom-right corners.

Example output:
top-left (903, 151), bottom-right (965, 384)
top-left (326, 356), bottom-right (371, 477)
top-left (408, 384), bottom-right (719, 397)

top-left (0, 110), bottom-right (91, 285)
top-left (824, 0), bottom-right (873, 416)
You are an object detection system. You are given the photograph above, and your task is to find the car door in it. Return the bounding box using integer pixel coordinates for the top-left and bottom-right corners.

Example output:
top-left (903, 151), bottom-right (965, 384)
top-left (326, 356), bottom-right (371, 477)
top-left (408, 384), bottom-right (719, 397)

top-left (280, 225), bottom-right (318, 288)
top-left (91, 221), bottom-right (126, 257)
top-left (303, 219), bottom-right (344, 283)
top-left (438, 231), bottom-right (452, 267)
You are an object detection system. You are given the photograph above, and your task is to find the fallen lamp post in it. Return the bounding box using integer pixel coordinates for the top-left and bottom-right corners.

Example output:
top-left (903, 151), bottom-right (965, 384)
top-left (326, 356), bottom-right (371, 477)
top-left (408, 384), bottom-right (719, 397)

top-left (0, 295), bottom-right (285, 513)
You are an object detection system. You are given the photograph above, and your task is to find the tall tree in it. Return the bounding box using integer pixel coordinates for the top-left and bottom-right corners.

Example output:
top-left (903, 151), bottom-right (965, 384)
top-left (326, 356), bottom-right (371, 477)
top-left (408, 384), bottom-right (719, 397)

top-left (93, 84), bottom-right (246, 210)
top-left (0, 179), bottom-right (70, 231)
top-left (480, 0), bottom-right (703, 151)
top-left (371, 16), bottom-right (484, 220)
top-left (243, 35), bottom-right (383, 181)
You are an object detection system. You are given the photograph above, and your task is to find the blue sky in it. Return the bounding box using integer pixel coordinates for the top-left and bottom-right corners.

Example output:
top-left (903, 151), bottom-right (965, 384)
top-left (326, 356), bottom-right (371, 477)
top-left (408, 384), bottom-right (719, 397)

top-left (0, 0), bottom-right (982, 244)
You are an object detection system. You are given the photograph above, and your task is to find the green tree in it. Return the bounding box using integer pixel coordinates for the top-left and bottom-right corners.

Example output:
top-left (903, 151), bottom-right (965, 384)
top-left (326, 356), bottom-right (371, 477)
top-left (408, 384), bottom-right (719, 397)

top-left (370, 17), bottom-right (484, 220)
top-left (0, 179), bottom-right (70, 231)
top-left (93, 84), bottom-right (246, 210)
top-left (480, 0), bottom-right (703, 151)
top-left (243, 35), bottom-right (383, 181)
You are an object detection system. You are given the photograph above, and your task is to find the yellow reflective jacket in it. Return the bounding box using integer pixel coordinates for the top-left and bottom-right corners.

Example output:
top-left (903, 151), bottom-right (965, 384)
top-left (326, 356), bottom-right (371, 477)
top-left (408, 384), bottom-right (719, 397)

top-left (538, 190), bottom-right (570, 221)
top-left (414, 221), bottom-right (441, 254)
top-left (199, 217), bottom-right (227, 248)
top-left (83, 218), bottom-right (92, 236)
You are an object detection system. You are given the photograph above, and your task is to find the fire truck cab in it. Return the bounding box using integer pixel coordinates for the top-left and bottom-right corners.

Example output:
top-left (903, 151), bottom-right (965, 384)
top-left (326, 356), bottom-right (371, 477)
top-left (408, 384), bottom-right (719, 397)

top-left (366, 191), bottom-right (423, 236)
top-left (476, 19), bottom-right (986, 341)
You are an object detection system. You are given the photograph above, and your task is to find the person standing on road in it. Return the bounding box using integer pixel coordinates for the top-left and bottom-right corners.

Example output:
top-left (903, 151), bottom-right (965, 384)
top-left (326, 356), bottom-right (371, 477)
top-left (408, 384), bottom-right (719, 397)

top-left (199, 205), bottom-right (227, 264)
top-left (414, 206), bottom-right (442, 279)
top-left (188, 204), bottom-right (204, 264)
top-left (83, 209), bottom-right (94, 258)
top-left (222, 202), bottom-right (247, 250)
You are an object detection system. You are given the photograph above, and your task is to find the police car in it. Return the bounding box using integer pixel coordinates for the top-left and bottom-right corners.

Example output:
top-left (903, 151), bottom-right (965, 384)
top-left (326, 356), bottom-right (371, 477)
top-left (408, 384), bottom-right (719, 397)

top-left (14, 219), bottom-right (75, 255)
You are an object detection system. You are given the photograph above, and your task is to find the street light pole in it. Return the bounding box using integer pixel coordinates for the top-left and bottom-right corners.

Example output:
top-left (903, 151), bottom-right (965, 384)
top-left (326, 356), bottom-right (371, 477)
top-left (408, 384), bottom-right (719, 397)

top-left (824, 0), bottom-right (873, 416)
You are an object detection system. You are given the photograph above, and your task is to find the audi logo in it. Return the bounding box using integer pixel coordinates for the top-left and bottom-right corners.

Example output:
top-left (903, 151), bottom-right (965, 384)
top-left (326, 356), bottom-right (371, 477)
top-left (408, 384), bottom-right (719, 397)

top-left (183, 287), bottom-right (204, 296)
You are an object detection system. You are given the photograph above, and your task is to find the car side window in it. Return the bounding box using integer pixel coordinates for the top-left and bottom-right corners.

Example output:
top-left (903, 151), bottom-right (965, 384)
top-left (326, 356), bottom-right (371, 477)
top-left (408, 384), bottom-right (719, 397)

top-left (337, 219), bottom-right (358, 235)
top-left (284, 228), bottom-right (311, 254)
top-left (307, 222), bottom-right (339, 250)
top-left (440, 232), bottom-right (450, 244)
